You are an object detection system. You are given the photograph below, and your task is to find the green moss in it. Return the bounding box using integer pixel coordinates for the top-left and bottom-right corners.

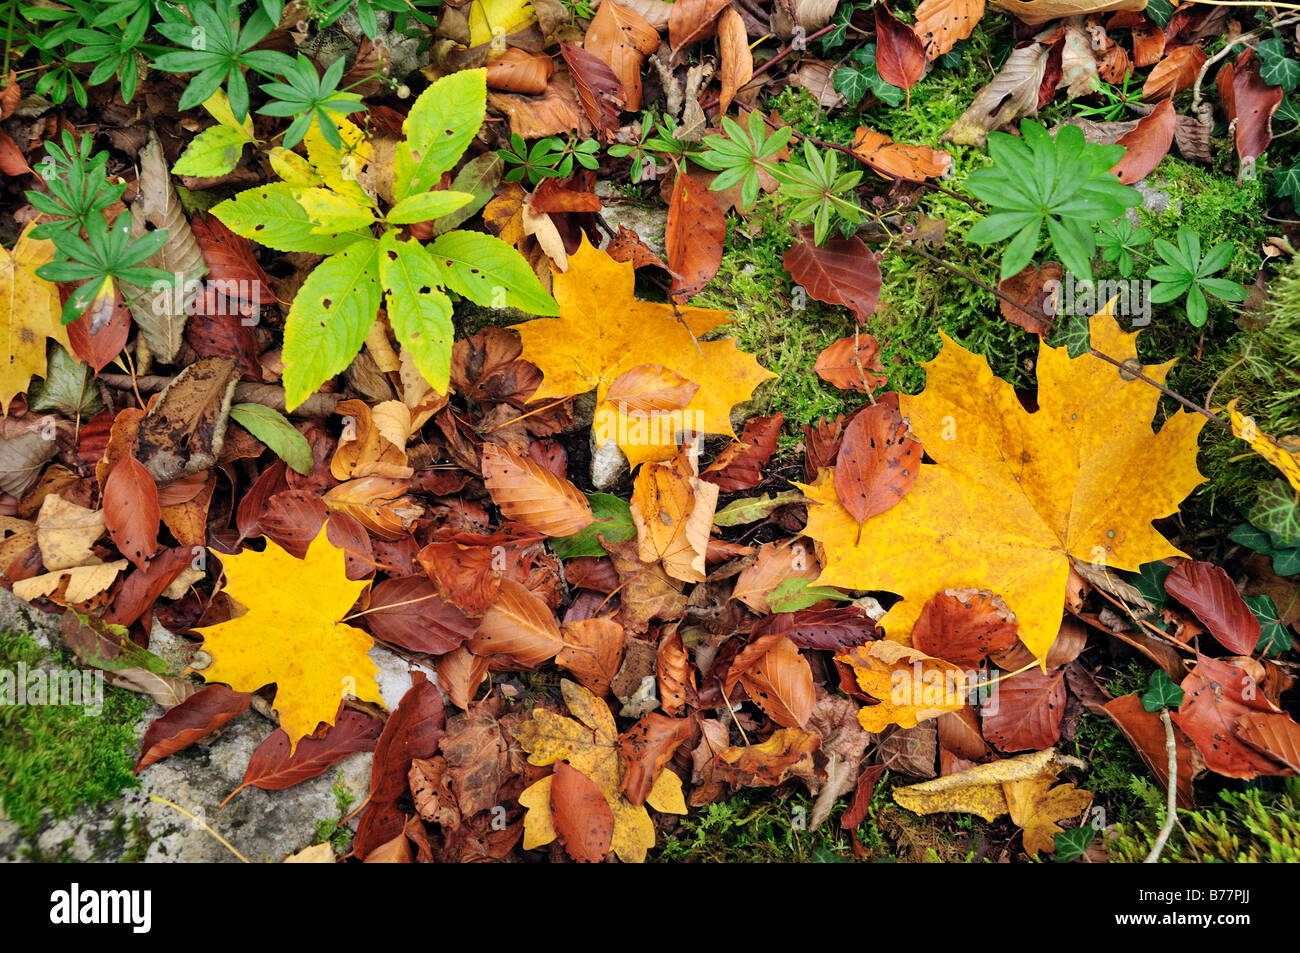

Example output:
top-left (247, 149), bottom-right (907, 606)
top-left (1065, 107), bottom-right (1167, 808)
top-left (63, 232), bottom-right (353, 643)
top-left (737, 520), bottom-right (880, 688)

top-left (1107, 780), bottom-right (1300, 862)
top-left (0, 629), bottom-right (146, 837)
top-left (312, 773), bottom-right (357, 854)
top-left (653, 787), bottom-right (858, 862)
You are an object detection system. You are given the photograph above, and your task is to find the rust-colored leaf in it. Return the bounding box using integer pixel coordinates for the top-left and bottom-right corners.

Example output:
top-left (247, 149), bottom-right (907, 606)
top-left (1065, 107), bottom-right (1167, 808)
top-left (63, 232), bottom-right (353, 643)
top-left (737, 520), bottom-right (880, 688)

top-left (225, 709), bottom-right (383, 802)
top-left (875, 5), bottom-right (926, 95)
top-left (911, 589), bottom-right (1020, 667)
top-left (363, 574), bottom-right (477, 655)
top-left (668, 0), bottom-right (731, 52)
top-left (716, 6), bottom-right (753, 114)
top-left (998, 262), bottom-right (1063, 335)
top-left (1142, 44), bottom-right (1206, 101)
top-left (468, 577), bottom-right (565, 668)
top-left (584, 0), bottom-right (660, 111)
top-left (783, 227), bottom-right (882, 323)
top-left (833, 392), bottom-right (922, 532)
top-left (725, 632), bottom-right (815, 729)
top-left (1173, 655), bottom-right (1286, 779)
top-left (1110, 98), bottom-right (1175, 184)
top-left (134, 685), bottom-right (251, 772)
top-left (481, 442), bottom-right (595, 537)
top-left (620, 712), bottom-right (692, 805)
top-left (700, 413), bottom-right (784, 492)
top-left (561, 41), bottom-right (625, 141)
top-left (813, 334), bottom-right (888, 392)
top-left (102, 454), bottom-right (161, 570)
top-left (1104, 692), bottom-right (1201, 808)
top-left (1164, 559), bottom-right (1260, 655)
top-left (980, 667), bottom-right (1065, 752)
top-left (550, 761), bottom-right (615, 862)
top-left (666, 170), bottom-right (725, 301)
top-left (486, 47), bottom-right (555, 94)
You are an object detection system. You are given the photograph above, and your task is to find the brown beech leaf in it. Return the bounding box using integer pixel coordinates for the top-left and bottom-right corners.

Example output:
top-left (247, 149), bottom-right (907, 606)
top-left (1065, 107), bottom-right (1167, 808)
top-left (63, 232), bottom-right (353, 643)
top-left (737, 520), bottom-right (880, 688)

top-left (668, 0), bottom-right (731, 52)
top-left (998, 261), bottom-right (1063, 335)
top-left (1235, 711), bottom-right (1300, 774)
top-left (605, 224), bottom-right (669, 271)
top-left (1218, 48), bottom-right (1283, 167)
top-left (469, 577), bottom-right (564, 668)
top-left (604, 364), bottom-right (700, 415)
top-left (875, 5), bottom-right (925, 98)
top-left (355, 674), bottom-right (445, 859)
top-left (666, 170), bottom-right (725, 301)
top-left (911, 589), bottom-right (1020, 667)
top-left (851, 127), bottom-right (953, 181)
top-left (1110, 98), bottom-right (1175, 184)
top-left (551, 761), bottom-right (615, 862)
top-left (561, 41), bottom-right (625, 141)
top-left (943, 40), bottom-right (1047, 146)
top-left (833, 392), bottom-right (922, 534)
top-left (716, 6), bottom-right (753, 114)
top-left (630, 447), bottom-right (718, 584)
top-left (604, 537), bottom-right (688, 634)
top-left (620, 712), bottom-right (692, 805)
top-left (803, 415), bottom-right (845, 480)
top-left (486, 47), bottom-right (555, 94)
top-left (1142, 44), bottom-right (1206, 101)
top-left (102, 454), bottom-right (161, 570)
top-left (980, 667), bottom-right (1065, 752)
top-left (134, 685), bottom-right (250, 772)
top-left (225, 709), bottom-right (383, 803)
top-left (726, 633), bottom-right (815, 729)
top-left (657, 625), bottom-right (692, 715)
top-left (1104, 692), bottom-right (1201, 808)
top-left (731, 540), bottom-right (820, 614)
top-left (363, 575), bottom-right (476, 655)
top-left (1164, 559), bottom-right (1260, 655)
top-left (585, 0), bottom-right (660, 111)
top-left (529, 176), bottom-right (603, 214)
top-left (752, 604), bottom-right (878, 651)
top-left (913, 0), bottom-right (985, 59)
top-left (813, 334), bottom-right (888, 392)
top-left (1173, 655), bottom-right (1286, 779)
top-left (556, 615), bottom-right (625, 695)
top-left (715, 727), bottom-right (821, 786)
top-left (435, 645), bottom-right (492, 710)
top-left (701, 413), bottom-right (784, 492)
top-left (783, 227), bottom-right (882, 323)
top-left (481, 442), bottom-right (594, 537)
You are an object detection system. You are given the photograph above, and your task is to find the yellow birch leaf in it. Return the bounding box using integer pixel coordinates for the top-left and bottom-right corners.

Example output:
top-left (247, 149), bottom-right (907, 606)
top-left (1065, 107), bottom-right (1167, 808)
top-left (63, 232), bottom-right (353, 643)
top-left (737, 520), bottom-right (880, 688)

top-left (801, 306), bottom-right (1205, 667)
top-left (193, 527), bottom-right (383, 751)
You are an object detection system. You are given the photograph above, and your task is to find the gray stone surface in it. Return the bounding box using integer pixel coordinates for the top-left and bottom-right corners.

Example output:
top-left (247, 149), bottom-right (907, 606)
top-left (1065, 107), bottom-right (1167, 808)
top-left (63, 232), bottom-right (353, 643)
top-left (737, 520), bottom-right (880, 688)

top-left (595, 183), bottom-right (669, 258)
top-left (0, 587), bottom-right (378, 863)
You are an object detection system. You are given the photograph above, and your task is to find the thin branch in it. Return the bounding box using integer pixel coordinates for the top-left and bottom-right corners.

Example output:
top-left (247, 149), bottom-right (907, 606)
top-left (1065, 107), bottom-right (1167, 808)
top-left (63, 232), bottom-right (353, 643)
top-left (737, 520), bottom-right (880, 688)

top-left (1143, 708), bottom-right (1179, 863)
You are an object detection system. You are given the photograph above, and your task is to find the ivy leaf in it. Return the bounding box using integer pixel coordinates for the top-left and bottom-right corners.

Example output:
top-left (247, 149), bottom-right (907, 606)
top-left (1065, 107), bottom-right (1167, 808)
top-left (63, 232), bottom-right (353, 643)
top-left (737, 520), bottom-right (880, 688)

top-left (1141, 668), bottom-right (1185, 712)
top-left (1246, 594), bottom-right (1292, 657)
top-left (1257, 37), bottom-right (1300, 92)
top-left (228, 402), bottom-right (314, 475)
top-left (1251, 480), bottom-right (1300, 545)
top-left (551, 493), bottom-right (637, 559)
top-left (1131, 560), bottom-right (1172, 613)
top-left (281, 238), bottom-right (384, 410)
top-left (1053, 826), bottom-right (1095, 862)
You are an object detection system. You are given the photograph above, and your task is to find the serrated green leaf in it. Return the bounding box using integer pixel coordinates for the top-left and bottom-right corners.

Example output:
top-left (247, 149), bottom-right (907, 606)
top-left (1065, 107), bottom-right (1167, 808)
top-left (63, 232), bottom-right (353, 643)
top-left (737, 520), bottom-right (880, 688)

top-left (551, 493), bottom-right (636, 559)
top-left (395, 68), bottom-right (487, 202)
top-left (428, 229), bottom-right (558, 315)
top-left (378, 232), bottom-right (455, 393)
top-left (281, 238), bottom-right (384, 410)
top-left (172, 124), bottom-right (253, 178)
top-left (387, 190), bottom-right (475, 225)
top-left (228, 402), bottom-right (314, 475)
top-left (212, 182), bottom-right (365, 253)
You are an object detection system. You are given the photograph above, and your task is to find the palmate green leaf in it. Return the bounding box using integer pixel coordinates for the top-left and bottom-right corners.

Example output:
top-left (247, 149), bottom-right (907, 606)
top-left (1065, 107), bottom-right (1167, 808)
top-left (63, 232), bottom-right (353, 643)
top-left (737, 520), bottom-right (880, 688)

top-left (378, 232), bottom-right (455, 393)
top-left (212, 182), bottom-right (367, 253)
top-left (229, 402), bottom-right (314, 474)
top-left (395, 68), bottom-right (487, 202)
top-left (172, 124), bottom-right (254, 178)
top-left (281, 238), bottom-right (384, 410)
top-left (427, 230), bottom-right (558, 315)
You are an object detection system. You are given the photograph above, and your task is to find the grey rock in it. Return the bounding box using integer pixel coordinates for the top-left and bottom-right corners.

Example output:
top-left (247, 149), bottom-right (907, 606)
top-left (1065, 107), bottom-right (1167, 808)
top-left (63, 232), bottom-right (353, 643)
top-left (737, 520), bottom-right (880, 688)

top-left (590, 432), bottom-right (629, 490)
top-left (595, 183), bottom-right (669, 259)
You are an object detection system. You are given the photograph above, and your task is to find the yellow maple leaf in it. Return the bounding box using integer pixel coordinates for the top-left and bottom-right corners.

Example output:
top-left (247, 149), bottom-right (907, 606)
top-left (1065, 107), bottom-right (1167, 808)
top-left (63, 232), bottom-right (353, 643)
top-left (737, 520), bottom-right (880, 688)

top-left (893, 748), bottom-right (1090, 854)
top-left (800, 307), bottom-right (1205, 666)
top-left (1, 223), bottom-right (72, 414)
top-left (513, 237), bottom-right (775, 467)
top-left (513, 679), bottom-right (685, 862)
top-left (1227, 398), bottom-right (1300, 492)
top-left (194, 527), bottom-right (383, 751)
top-left (836, 641), bottom-right (967, 732)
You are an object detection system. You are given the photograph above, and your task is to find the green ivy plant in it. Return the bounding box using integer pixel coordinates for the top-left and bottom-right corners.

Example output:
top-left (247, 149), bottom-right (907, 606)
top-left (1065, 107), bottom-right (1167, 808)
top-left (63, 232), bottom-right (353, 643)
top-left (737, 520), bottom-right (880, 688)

top-left (965, 119), bottom-right (1142, 281)
top-left (1148, 226), bottom-right (1247, 327)
top-left (833, 44), bottom-right (903, 107)
top-left (212, 68), bottom-right (558, 410)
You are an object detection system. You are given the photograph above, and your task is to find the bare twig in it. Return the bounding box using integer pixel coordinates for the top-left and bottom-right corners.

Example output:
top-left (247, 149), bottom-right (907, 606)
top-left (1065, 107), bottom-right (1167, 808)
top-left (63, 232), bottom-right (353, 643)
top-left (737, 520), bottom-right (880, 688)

top-left (1144, 708), bottom-right (1179, 863)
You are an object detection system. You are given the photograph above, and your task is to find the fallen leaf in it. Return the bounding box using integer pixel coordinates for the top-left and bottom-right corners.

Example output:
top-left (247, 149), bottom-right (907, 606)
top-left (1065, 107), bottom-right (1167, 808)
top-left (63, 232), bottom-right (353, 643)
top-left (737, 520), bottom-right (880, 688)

top-left (783, 227), bottom-right (882, 322)
top-left (851, 127), bottom-right (953, 181)
top-left (481, 442), bottom-right (595, 536)
top-left (1110, 98), bottom-right (1175, 184)
top-left (134, 685), bottom-right (251, 772)
top-left (813, 333), bottom-right (888, 392)
top-left (1143, 44), bottom-right (1206, 101)
top-left (838, 641), bottom-right (968, 731)
top-left (833, 392), bottom-right (923, 533)
top-left (875, 5), bottom-right (926, 99)
top-left (666, 170), bottom-right (726, 301)
top-left (1164, 559), bottom-right (1261, 655)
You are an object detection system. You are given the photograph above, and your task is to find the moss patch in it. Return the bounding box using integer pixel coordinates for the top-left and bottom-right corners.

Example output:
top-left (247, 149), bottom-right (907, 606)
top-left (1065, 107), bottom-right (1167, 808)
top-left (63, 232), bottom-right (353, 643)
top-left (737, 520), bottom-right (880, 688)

top-left (0, 629), bottom-right (147, 837)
